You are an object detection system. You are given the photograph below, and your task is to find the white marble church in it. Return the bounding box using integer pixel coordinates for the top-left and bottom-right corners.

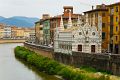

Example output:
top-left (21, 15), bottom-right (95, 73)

top-left (54, 12), bottom-right (102, 55)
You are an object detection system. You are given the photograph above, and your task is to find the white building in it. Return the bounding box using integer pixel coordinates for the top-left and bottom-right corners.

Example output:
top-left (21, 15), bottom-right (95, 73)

top-left (54, 12), bottom-right (101, 55)
top-left (3, 25), bottom-right (11, 38)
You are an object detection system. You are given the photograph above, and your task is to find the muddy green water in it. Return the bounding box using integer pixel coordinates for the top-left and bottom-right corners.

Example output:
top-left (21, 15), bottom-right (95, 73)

top-left (0, 43), bottom-right (62, 80)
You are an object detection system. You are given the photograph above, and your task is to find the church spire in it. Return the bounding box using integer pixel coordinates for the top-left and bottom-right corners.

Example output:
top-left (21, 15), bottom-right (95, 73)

top-left (77, 16), bottom-right (82, 26)
top-left (68, 11), bottom-right (72, 28)
top-left (59, 15), bottom-right (64, 31)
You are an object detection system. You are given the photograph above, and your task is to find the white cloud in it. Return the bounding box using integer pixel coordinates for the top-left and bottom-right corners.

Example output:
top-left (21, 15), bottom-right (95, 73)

top-left (0, 0), bottom-right (119, 18)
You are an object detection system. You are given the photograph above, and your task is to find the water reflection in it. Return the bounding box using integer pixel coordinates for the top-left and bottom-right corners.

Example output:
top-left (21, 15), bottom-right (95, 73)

top-left (0, 43), bottom-right (62, 80)
top-left (16, 58), bottom-right (62, 80)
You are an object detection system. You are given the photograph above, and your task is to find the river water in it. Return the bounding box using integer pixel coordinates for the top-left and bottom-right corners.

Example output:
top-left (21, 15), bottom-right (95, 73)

top-left (0, 43), bottom-right (62, 80)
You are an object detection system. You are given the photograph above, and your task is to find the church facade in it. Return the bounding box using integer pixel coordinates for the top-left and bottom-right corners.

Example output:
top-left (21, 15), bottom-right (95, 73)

top-left (54, 12), bottom-right (102, 55)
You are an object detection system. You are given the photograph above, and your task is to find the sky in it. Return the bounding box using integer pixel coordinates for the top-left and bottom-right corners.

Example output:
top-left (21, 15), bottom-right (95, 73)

top-left (0, 0), bottom-right (119, 18)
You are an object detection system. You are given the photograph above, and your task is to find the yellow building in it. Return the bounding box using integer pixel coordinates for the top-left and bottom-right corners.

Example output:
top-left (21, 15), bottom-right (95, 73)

top-left (84, 4), bottom-right (110, 52)
top-left (16, 28), bottom-right (24, 39)
top-left (11, 26), bottom-right (17, 39)
top-left (24, 28), bottom-right (32, 39)
top-left (108, 2), bottom-right (120, 54)
top-left (24, 28), bottom-right (35, 42)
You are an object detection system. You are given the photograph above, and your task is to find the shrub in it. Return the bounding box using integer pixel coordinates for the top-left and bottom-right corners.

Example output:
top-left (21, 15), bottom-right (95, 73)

top-left (98, 75), bottom-right (110, 80)
top-left (80, 66), bottom-right (97, 73)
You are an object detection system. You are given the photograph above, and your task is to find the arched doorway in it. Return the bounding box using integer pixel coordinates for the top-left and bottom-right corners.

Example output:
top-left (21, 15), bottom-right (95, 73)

top-left (91, 45), bottom-right (95, 53)
top-left (78, 45), bottom-right (82, 51)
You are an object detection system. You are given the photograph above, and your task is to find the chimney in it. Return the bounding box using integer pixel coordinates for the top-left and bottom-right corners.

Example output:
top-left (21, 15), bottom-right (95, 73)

top-left (92, 6), bottom-right (94, 10)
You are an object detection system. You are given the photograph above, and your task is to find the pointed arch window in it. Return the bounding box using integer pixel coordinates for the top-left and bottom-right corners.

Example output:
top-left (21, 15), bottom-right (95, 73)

top-left (78, 45), bottom-right (82, 51)
top-left (86, 31), bottom-right (88, 34)
top-left (79, 32), bottom-right (82, 35)
top-left (91, 45), bottom-right (95, 53)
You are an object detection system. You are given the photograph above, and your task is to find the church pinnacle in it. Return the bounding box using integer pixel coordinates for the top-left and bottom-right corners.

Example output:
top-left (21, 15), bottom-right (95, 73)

top-left (68, 11), bottom-right (72, 28)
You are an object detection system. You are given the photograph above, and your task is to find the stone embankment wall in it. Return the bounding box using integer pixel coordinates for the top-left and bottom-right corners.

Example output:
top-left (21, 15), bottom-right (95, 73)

top-left (54, 52), bottom-right (120, 76)
top-left (24, 42), bottom-right (53, 58)
top-left (24, 42), bottom-right (120, 76)
top-left (0, 39), bottom-right (25, 43)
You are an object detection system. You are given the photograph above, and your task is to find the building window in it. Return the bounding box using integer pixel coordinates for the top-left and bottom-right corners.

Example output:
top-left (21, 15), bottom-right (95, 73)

top-left (102, 12), bottom-right (105, 17)
top-left (110, 8), bottom-right (114, 15)
top-left (116, 17), bottom-right (118, 22)
top-left (102, 32), bottom-right (106, 39)
top-left (73, 35), bottom-right (74, 38)
top-left (116, 6), bottom-right (118, 12)
top-left (64, 24), bottom-right (67, 29)
top-left (40, 28), bottom-right (42, 30)
top-left (70, 45), bottom-right (72, 50)
top-left (116, 36), bottom-right (118, 41)
top-left (116, 26), bottom-right (118, 32)
top-left (79, 32), bottom-right (82, 35)
top-left (86, 31), bottom-right (88, 34)
top-left (92, 32), bottom-right (95, 36)
top-left (102, 23), bottom-right (105, 28)
top-left (62, 44), bottom-right (64, 49)
top-left (91, 45), bottom-right (95, 53)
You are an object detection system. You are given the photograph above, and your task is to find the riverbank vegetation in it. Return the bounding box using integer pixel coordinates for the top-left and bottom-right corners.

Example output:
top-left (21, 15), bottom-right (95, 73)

top-left (14, 46), bottom-right (120, 80)
top-left (80, 66), bottom-right (112, 74)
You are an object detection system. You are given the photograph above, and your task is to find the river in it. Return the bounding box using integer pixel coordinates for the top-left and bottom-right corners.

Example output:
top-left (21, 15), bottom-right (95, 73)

top-left (0, 43), bottom-right (62, 80)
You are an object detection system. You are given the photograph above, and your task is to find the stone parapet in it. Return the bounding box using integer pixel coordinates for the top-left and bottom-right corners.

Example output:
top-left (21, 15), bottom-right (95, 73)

top-left (24, 42), bottom-right (53, 58)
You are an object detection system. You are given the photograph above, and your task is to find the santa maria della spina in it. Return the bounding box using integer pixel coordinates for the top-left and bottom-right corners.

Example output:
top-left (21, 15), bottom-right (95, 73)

top-left (54, 12), bottom-right (102, 54)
